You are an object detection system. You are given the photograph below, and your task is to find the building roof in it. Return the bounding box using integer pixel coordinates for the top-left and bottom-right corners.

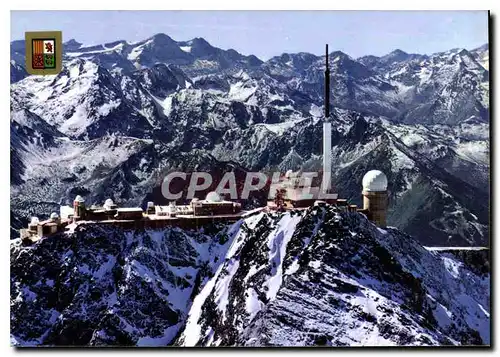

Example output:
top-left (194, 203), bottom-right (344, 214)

top-left (60, 205), bottom-right (74, 219)
top-left (116, 208), bottom-right (143, 212)
top-left (40, 220), bottom-right (58, 227)
top-left (362, 170), bottom-right (388, 192)
top-left (285, 186), bottom-right (338, 201)
top-left (90, 209), bottom-right (107, 214)
top-left (166, 204), bottom-right (177, 214)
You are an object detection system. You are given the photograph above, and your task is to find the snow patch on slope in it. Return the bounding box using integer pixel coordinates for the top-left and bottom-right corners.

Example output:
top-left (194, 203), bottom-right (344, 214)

top-left (255, 118), bottom-right (307, 136)
top-left (181, 218), bottom-right (255, 346)
top-left (263, 214), bottom-right (303, 300)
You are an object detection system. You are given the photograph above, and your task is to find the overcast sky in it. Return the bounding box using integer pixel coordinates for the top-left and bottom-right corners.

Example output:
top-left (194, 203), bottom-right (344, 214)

top-left (11, 10), bottom-right (489, 60)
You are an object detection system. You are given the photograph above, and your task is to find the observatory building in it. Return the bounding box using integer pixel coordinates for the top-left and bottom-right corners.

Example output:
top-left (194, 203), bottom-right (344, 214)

top-left (362, 170), bottom-right (388, 228)
top-left (155, 191), bottom-right (242, 217)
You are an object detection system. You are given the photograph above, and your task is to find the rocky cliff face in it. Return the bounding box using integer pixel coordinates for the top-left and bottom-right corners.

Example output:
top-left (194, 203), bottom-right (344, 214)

top-left (10, 222), bottom-right (235, 346)
top-left (10, 207), bottom-right (490, 346)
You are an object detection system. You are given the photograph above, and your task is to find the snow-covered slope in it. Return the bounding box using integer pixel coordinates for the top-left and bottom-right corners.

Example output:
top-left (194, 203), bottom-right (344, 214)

top-left (358, 47), bottom-right (489, 125)
top-left (11, 207), bottom-right (488, 346)
top-left (10, 61), bottom-right (27, 83)
top-left (470, 44), bottom-right (489, 71)
top-left (176, 206), bottom-right (489, 346)
top-left (11, 59), bottom-right (156, 139)
top-left (10, 222), bottom-right (238, 346)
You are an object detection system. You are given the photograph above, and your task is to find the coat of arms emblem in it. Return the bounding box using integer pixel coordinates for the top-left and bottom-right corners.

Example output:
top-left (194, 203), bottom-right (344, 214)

top-left (25, 31), bottom-right (62, 75)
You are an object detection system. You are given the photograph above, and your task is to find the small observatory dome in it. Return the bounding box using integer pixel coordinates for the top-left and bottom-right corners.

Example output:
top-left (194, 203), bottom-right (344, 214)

top-left (362, 170), bottom-right (388, 192)
top-left (205, 191), bottom-right (222, 202)
top-left (30, 217), bottom-right (39, 225)
top-left (104, 198), bottom-right (114, 209)
top-left (74, 195), bottom-right (85, 203)
top-left (50, 212), bottom-right (59, 220)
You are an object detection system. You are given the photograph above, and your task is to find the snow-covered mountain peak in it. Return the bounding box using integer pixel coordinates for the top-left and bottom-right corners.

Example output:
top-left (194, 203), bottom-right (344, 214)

top-left (10, 206), bottom-right (490, 346)
top-left (175, 207), bottom-right (489, 346)
top-left (188, 37), bottom-right (213, 50)
top-left (64, 38), bottom-right (83, 51)
top-left (149, 32), bottom-right (177, 44)
top-left (388, 48), bottom-right (408, 56)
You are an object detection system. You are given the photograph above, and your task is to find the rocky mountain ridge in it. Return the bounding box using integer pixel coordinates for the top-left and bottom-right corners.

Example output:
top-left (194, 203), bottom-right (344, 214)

top-left (10, 206), bottom-right (490, 346)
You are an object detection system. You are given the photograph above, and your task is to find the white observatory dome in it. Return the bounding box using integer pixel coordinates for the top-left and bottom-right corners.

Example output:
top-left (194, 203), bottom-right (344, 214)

top-left (50, 212), bottom-right (59, 220)
top-left (104, 198), bottom-right (115, 209)
top-left (30, 217), bottom-right (39, 225)
top-left (362, 170), bottom-right (388, 192)
top-left (205, 191), bottom-right (222, 202)
top-left (105, 198), bottom-right (114, 206)
top-left (74, 195), bottom-right (85, 203)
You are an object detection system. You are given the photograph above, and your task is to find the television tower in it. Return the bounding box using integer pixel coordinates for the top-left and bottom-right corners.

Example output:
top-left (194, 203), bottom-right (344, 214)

top-left (322, 44), bottom-right (332, 194)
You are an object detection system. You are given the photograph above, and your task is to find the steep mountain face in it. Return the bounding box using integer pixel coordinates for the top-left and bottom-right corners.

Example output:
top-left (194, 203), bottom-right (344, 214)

top-left (10, 222), bottom-right (236, 346)
top-left (210, 111), bottom-right (489, 246)
top-left (10, 36), bottom-right (489, 246)
top-left (264, 51), bottom-right (402, 119)
top-left (10, 40), bottom-right (26, 67)
top-left (262, 52), bottom-right (321, 80)
top-left (267, 47), bottom-right (489, 125)
top-left (358, 49), bottom-right (427, 72)
top-left (11, 61), bottom-right (27, 83)
top-left (470, 44), bottom-right (489, 71)
top-left (178, 207), bottom-right (489, 346)
top-left (10, 207), bottom-right (490, 346)
top-left (359, 48), bottom-right (489, 125)
top-left (11, 59), bottom-right (154, 140)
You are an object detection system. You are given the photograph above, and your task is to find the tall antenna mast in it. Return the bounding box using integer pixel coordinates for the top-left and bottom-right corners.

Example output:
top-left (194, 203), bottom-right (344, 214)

top-left (324, 44), bottom-right (330, 121)
top-left (322, 44), bottom-right (332, 194)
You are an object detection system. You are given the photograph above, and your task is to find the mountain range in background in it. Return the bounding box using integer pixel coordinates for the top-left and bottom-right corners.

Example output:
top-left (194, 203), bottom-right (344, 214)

top-left (10, 33), bottom-right (489, 248)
